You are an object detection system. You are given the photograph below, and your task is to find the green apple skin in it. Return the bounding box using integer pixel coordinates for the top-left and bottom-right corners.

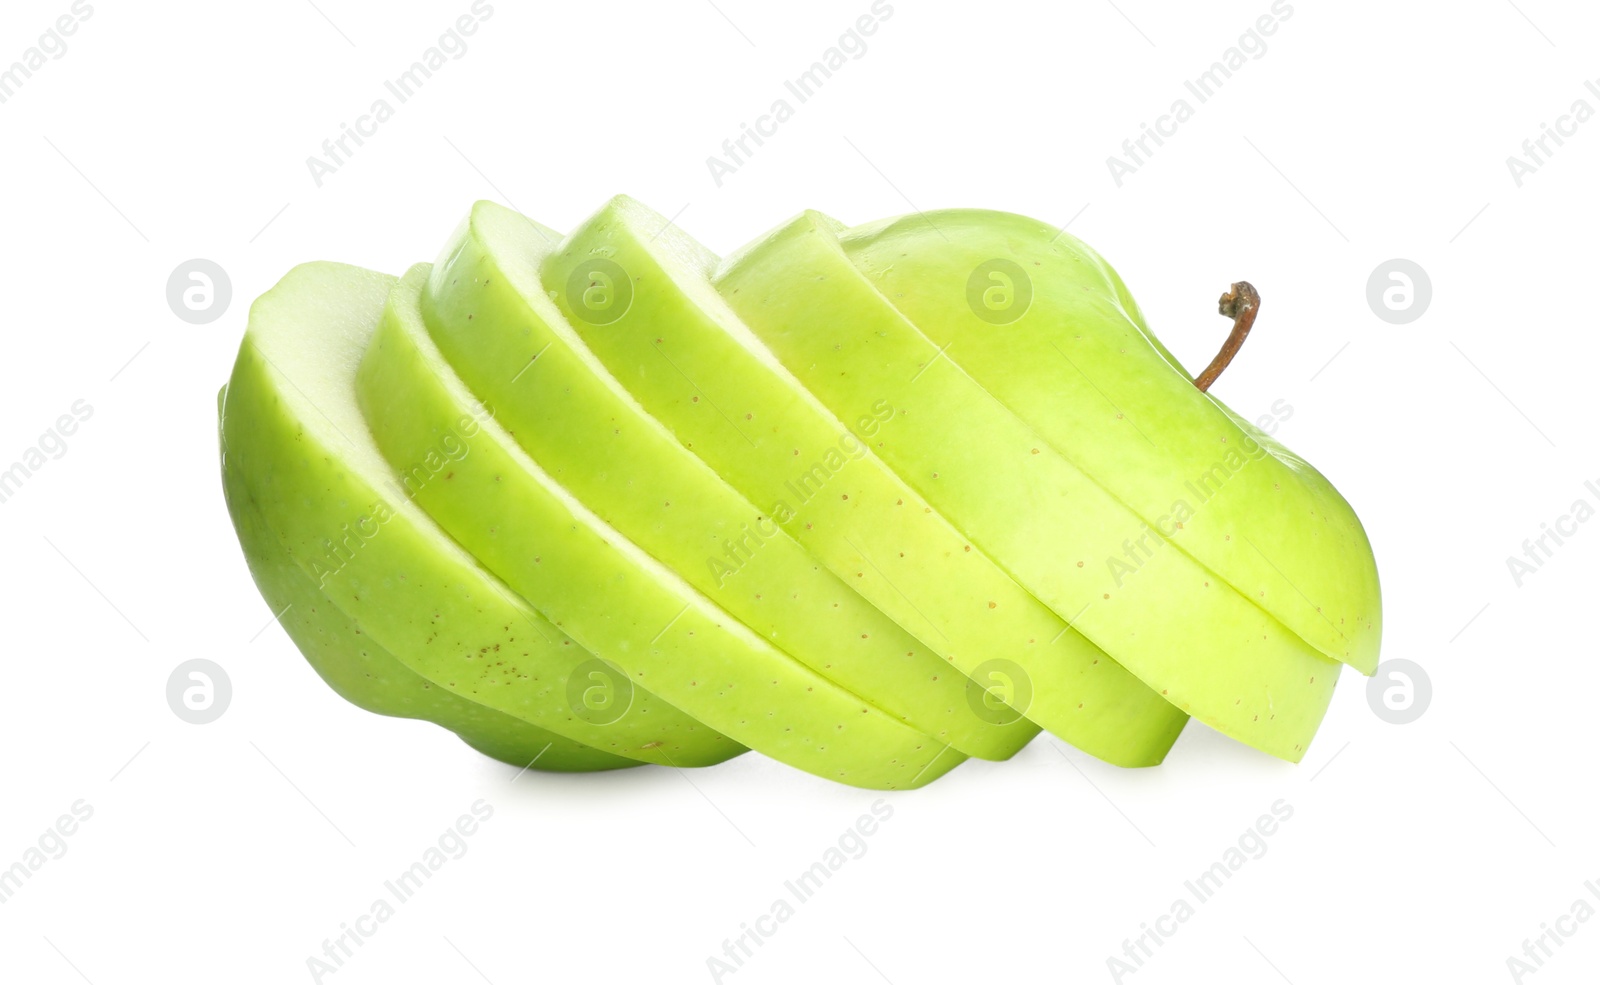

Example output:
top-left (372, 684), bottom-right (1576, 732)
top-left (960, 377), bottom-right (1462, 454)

top-left (221, 453), bottom-right (636, 772)
top-left (220, 262), bottom-right (742, 769)
top-left (356, 265), bottom-right (967, 790)
top-left (838, 211), bottom-right (1381, 675)
top-left (417, 202), bottom-right (1037, 761)
top-left (539, 197), bottom-right (1188, 768)
top-left (716, 211), bottom-right (1341, 761)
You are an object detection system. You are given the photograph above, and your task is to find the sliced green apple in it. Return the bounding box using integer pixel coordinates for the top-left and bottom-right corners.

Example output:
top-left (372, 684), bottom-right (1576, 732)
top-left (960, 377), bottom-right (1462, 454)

top-left (221, 453), bottom-right (634, 772)
top-left (220, 261), bottom-right (742, 769)
top-left (416, 202), bottom-right (1036, 761)
top-left (715, 211), bottom-right (1340, 761)
top-left (538, 196), bottom-right (1188, 767)
top-left (355, 265), bottom-right (966, 789)
top-left (838, 210), bottom-right (1380, 674)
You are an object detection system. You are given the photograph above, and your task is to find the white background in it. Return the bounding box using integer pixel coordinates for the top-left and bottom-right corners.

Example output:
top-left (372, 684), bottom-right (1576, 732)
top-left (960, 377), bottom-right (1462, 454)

top-left (0, 0), bottom-right (1595, 982)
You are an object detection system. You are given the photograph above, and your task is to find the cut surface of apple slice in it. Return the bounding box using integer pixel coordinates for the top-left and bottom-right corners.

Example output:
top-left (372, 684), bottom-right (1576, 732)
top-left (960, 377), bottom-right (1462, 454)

top-left (221, 455), bottom-right (635, 772)
top-left (839, 210), bottom-right (1380, 674)
top-left (220, 262), bottom-right (742, 769)
top-left (417, 202), bottom-right (1036, 761)
top-left (538, 196), bottom-right (1188, 768)
top-left (716, 211), bottom-right (1341, 761)
top-left (356, 264), bottom-right (966, 790)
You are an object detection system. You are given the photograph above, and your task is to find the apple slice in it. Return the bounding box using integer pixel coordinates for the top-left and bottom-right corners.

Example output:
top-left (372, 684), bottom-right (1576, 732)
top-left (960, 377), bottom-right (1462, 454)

top-left (220, 262), bottom-right (742, 769)
top-left (415, 202), bottom-right (1036, 761)
top-left (715, 211), bottom-right (1341, 761)
top-left (538, 196), bottom-right (1188, 767)
top-left (838, 210), bottom-right (1380, 674)
top-left (221, 455), bottom-right (635, 771)
top-left (356, 265), bottom-right (967, 789)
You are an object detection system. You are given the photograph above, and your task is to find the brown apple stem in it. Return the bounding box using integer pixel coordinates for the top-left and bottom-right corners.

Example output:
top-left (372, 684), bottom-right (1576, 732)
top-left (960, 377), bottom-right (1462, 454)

top-left (1192, 281), bottom-right (1260, 392)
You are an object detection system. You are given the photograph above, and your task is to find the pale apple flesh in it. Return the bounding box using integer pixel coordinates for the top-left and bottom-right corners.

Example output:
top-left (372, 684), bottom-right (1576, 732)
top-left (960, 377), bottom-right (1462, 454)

top-left (416, 202), bottom-right (1038, 762)
top-left (220, 453), bottom-right (637, 772)
top-left (839, 211), bottom-right (1381, 675)
top-left (355, 264), bottom-right (968, 790)
top-left (220, 262), bottom-right (744, 769)
top-left (540, 196), bottom-right (1190, 768)
top-left (715, 211), bottom-right (1340, 761)
top-left (219, 201), bottom-right (1381, 778)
